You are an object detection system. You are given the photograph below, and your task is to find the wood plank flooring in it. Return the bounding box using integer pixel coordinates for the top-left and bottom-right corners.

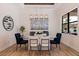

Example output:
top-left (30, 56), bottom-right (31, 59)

top-left (0, 43), bottom-right (79, 56)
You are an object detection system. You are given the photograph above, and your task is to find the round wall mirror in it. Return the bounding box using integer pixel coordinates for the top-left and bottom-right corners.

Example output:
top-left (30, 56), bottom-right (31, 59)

top-left (3, 16), bottom-right (14, 31)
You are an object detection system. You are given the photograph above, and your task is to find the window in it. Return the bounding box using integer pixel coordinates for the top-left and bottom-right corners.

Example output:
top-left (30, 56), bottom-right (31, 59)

top-left (62, 8), bottom-right (78, 35)
top-left (62, 14), bottom-right (68, 33)
top-left (69, 9), bottom-right (78, 35)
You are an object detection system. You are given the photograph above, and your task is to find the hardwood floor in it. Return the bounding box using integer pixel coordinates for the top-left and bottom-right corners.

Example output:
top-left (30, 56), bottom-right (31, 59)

top-left (0, 43), bottom-right (79, 56)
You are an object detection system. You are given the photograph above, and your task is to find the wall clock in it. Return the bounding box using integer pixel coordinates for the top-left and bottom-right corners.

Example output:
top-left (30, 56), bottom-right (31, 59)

top-left (3, 16), bottom-right (14, 31)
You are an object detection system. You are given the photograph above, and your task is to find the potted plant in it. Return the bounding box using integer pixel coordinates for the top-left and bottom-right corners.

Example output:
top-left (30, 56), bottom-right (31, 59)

top-left (20, 26), bottom-right (25, 36)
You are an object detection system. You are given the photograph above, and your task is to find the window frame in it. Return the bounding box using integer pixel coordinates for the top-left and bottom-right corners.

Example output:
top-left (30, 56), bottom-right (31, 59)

top-left (62, 8), bottom-right (78, 35)
top-left (62, 13), bottom-right (69, 33)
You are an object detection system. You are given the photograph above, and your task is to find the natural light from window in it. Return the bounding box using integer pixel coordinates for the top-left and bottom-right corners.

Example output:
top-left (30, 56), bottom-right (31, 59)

top-left (69, 16), bottom-right (78, 22)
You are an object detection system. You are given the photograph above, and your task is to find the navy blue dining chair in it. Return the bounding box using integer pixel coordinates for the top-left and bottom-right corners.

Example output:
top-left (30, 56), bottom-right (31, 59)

top-left (15, 33), bottom-right (28, 50)
top-left (50, 33), bottom-right (62, 49)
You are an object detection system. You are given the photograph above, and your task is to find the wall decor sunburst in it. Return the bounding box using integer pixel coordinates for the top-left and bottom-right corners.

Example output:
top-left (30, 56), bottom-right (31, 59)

top-left (3, 16), bottom-right (14, 31)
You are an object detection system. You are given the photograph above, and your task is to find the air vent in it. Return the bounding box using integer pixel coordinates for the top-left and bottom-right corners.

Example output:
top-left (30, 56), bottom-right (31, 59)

top-left (24, 3), bottom-right (55, 5)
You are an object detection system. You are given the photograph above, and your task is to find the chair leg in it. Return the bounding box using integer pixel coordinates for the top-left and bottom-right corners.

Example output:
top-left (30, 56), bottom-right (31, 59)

top-left (27, 44), bottom-right (28, 50)
top-left (29, 46), bottom-right (31, 56)
top-left (51, 44), bottom-right (53, 50)
top-left (38, 45), bottom-right (40, 55)
top-left (25, 44), bottom-right (26, 50)
top-left (50, 44), bottom-right (51, 50)
top-left (49, 50), bottom-right (51, 56)
top-left (59, 44), bottom-right (61, 50)
top-left (29, 50), bottom-right (30, 56)
top-left (16, 44), bottom-right (18, 50)
top-left (20, 44), bottom-right (21, 47)
top-left (56, 44), bottom-right (57, 48)
top-left (49, 46), bottom-right (51, 56)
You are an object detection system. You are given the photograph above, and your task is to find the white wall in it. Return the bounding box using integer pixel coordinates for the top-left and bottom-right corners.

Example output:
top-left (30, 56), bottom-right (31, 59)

top-left (56, 3), bottom-right (79, 52)
top-left (0, 3), bottom-right (23, 51)
top-left (21, 5), bottom-right (60, 37)
top-left (0, 4), bottom-right (60, 51)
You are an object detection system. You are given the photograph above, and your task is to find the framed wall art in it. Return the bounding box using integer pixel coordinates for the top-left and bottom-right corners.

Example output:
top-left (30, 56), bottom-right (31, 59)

top-left (30, 15), bottom-right (48, 30)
